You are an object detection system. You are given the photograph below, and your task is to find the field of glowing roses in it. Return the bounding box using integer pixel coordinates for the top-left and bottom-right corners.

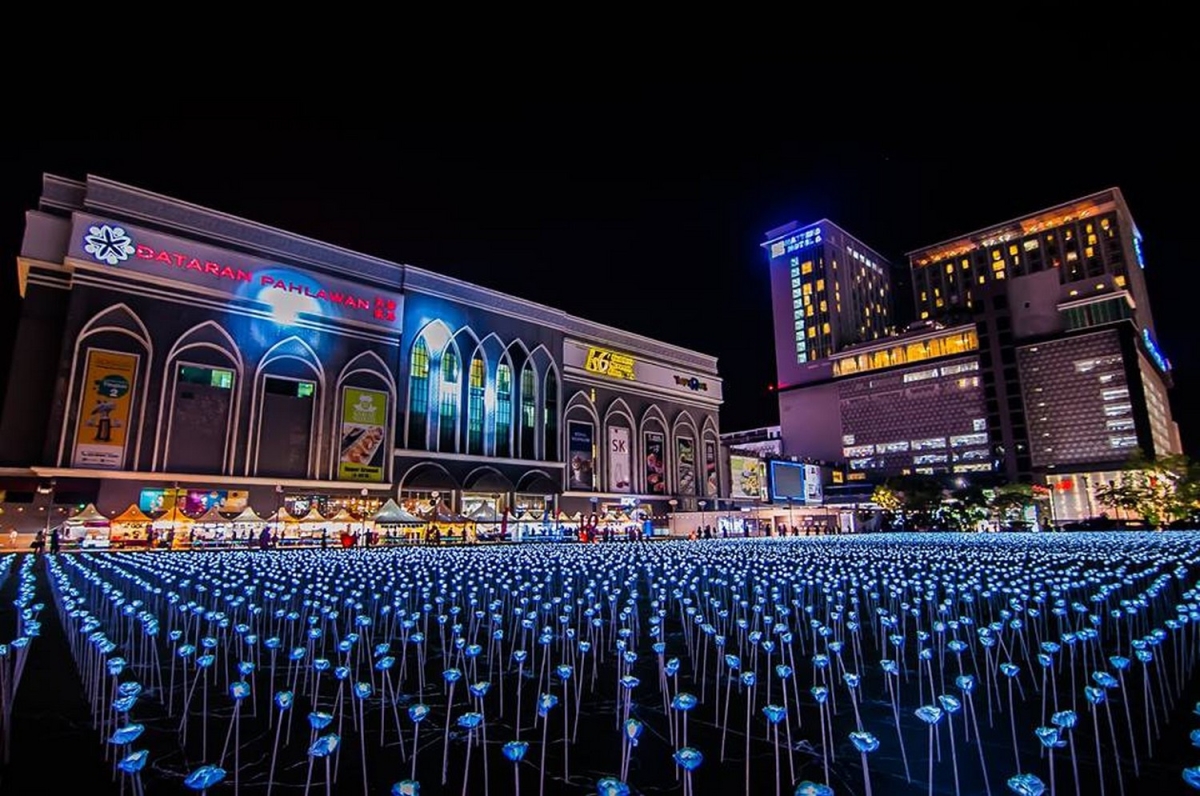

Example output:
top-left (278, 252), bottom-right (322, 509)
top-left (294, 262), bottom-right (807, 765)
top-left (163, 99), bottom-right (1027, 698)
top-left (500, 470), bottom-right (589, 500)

top-left (4, 533), bottom-right (1200, 796)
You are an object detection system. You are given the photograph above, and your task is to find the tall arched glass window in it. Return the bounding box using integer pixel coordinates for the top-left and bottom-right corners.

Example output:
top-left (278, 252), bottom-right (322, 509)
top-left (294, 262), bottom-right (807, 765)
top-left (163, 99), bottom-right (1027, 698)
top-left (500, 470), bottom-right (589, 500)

top-left (495, 362), bottom-right (512, 458)
top-left (520, 362), bottom-right (536, 459)
top-left (467, 355), bottom-right (485, 455)
top-left (407, 338), bottom-right (430, 449)
top-left (438, 348), bottom-right (459, 452)
top-left (543, 369), bottom-right (558, 460)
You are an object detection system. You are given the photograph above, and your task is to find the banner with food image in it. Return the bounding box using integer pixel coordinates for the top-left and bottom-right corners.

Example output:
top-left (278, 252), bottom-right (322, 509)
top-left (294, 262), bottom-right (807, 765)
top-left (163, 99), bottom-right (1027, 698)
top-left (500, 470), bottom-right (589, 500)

top-left (607, 426), bottom-right (632, 492)
top-left (338, 386), bottom-right (388, 481)
top-left (676, 436), bottom-right (696, 495)
top-left (72, 349), bottom-right (139, 469)
top-left (704, 439), bottom-right (718, 496)
top-left (644, 431), bottom-right (666, 494)
top-left (568, 422), bottom-right (595, 490)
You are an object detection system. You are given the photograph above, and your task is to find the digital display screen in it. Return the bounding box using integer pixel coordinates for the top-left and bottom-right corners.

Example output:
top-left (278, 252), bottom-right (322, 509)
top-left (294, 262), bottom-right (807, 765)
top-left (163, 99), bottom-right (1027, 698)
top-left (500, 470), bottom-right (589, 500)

top-left (770, 461), bottom-right (805, 500)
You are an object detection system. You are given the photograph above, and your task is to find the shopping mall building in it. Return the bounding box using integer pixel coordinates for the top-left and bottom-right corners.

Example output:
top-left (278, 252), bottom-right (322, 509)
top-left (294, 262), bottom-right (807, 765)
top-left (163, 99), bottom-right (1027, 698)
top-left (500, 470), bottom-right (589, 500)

top-left (0, 174), bottom-right (722, 528)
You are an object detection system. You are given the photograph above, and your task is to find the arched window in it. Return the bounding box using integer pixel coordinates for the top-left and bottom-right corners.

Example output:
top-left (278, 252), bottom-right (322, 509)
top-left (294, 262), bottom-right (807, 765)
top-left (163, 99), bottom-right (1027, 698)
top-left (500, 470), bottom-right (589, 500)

top-left (438, 347), bottom-right (459, 452)
top-left (495, 362), bottom-right (512, 458)
top-left (407, 338), bottom-right (430, 449)
top-left (520, 362), bottom-right (536, 459)
top-left (543, 369), bottom-right (558, 461)
top-left (467, 355), bottom-right (485, 455)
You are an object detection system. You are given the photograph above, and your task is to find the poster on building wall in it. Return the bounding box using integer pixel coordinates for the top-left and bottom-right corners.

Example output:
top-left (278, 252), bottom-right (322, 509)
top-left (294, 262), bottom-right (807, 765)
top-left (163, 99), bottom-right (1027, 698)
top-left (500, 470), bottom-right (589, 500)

top-left (608, 426), bottom-right (632, 492)
top-left (72, 349), bottom-right (139, 469)
top-left (338, 387), bottom-right (388, 482)
top-left (704, 440), bottom-right (718, 496)
top-left (568, 422), bottom-right (595, 490)
top-left (729, 454), bottom-right (766, 500)
top-left (644, 431), bottom-right (667, 494)
top-left (676, 437), bottom-right (697, 495)
top-left (803, 463), bottom-right (824, 504)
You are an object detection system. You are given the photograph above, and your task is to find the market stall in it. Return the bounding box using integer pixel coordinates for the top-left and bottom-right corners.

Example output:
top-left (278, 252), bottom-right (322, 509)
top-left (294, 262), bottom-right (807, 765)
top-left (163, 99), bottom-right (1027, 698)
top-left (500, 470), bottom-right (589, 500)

top-left (192, 504), bottom-right (234, 546)
top-left (64, 503), bottom-right (111, 549)
top-left (295, 505), bottom-right (329, 546)
top-left (153, 505), bottom-right (195, 549)
top-left (416, 500), bottom-right (476, 544)
top-left (230, 506), bottom-right (268, 540)
top-left (464, 502), bottom-right (504, 542)
top-left (109, 504), bottom-right (153, 549)
top-left (373, 499), bottom-right (425, 544)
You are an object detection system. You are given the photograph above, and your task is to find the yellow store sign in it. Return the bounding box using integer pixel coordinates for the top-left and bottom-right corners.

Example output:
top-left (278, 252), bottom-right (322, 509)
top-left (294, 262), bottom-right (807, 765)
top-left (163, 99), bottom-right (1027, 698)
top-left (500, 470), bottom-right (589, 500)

top-left (584, 347), bottom-right (637, 381)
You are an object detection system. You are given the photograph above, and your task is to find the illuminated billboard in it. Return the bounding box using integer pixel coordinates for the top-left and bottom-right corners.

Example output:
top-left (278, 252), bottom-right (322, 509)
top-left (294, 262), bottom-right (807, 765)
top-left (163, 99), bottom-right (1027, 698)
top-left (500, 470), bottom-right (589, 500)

top-left (729, 455), bottom-right (767, 500)
top-left (769, 461), bottom-right (805, 500)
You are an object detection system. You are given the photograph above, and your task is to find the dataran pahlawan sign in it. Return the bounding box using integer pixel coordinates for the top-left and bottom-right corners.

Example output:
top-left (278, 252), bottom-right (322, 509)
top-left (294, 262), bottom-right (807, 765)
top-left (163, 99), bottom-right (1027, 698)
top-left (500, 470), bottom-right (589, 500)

top-left (70, 215), bottom-right (403, 331)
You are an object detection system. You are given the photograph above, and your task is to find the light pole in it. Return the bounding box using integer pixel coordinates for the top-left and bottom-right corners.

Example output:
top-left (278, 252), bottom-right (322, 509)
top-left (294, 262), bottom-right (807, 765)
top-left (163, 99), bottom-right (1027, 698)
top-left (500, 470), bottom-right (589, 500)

top-left (698, 500), bottom-right (707, 533)
top-left (274, 484), bottom-right (283, 545)
top-left (37, 479), bottom-right (55, 540)
top-left (787, 497), bottom-right (794, 534)
top-left (360, 486), bottom-right (369, 545)
top-left (668, 498), bottom-right (678, 537)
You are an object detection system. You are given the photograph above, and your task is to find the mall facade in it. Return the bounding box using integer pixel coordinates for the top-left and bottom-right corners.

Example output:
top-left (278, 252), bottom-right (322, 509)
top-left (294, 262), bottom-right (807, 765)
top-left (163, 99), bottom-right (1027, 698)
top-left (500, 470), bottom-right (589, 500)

top-left (0, 174), bottom-right (722, 528)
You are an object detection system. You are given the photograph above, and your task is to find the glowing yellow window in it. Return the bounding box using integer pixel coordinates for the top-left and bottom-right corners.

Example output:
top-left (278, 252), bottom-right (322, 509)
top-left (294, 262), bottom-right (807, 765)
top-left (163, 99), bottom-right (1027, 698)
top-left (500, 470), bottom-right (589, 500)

top-left (962, 260), bottom-right (969, 270)
top-left (804, 294), bottom-right (812, 306)
top-left (920, 311), bottom-right (929, 320)
top-left (806, 304), bottom-right (814, 317)
top-left (864, 306), bottom-right (872, 317)
top-left (1008, 244), bottom-right (1018, 256)
top-left (946, 263), bottom-right (954, 273)
top-left (978, 275), bottom-right (986, 284)
top-left (992, 261), bottom-right (1005, 272)
top-left (935, 298), bottom-right (945, 308)
top-left (1087, 234), bottom-right (1097, 246)
top-left (1085, 246), bottom-right (1094, 258)
top-left (1114, 275), bottom-right (1127, 287)
top-left (1086, 223), bottom-right (1094, 234)
top-left (920, 291), bottom-right (928, 301)
top-left (807, 326), bottom-right (816, 339)
top-left (801, 261), bottom-right (813, 275)
top-left (992, 250), bottom-right (1002, 260)
top-left (819, 300), bottom-right (828, 312)
top-left (802, 283), bottom-right (813, 296)
top-left (934, 287), bottom-right (941, 297)
top-left (816, 279), bottom-right (825, 291)
top-left (1065, 229), bottom-right (1073, 240)
top-left (995, 270), bottom-right (1006, 280)
top-left (822, 322), bottom-right (831, 334)
top-left (1100, 218), bottom-right (1110, 230)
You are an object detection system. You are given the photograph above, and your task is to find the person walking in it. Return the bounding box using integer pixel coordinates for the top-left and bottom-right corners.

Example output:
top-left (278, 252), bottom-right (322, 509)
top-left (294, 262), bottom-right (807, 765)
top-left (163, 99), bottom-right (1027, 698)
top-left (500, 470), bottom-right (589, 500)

top-left (32, 529), bottom-right (45, 555)
top-left (49, 526), bottom-right (60, 554)
top-left (8, 527), bottom-right (17, 549)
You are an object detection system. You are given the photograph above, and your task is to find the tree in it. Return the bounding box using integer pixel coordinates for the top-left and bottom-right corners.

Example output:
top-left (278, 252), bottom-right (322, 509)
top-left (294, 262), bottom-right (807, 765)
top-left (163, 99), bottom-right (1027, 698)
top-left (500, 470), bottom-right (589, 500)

top-left (1094, 451), bottom-right (1198, 529)
top-left (871, 484), bottom-right (902, 513)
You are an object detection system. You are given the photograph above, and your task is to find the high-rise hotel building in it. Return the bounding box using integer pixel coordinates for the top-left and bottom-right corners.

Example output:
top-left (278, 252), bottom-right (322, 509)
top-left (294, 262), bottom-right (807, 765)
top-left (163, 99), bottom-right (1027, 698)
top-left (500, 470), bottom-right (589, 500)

top-left (763, 220), bottom-right (893, 384)
top-left (768, 189), bottom-right (1181, 521)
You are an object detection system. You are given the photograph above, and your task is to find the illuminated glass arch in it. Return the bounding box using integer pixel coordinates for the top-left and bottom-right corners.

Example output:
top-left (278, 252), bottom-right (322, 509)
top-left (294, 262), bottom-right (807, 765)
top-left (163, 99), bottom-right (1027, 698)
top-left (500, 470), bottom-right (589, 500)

top-left (494, 352), bottom-right (514, 458)
top-left (542, 364), bottom-right (559, 461)
top-left (406, 337), bottom-right (432, 450)
top-left (467, 347), bottom-right (486, 455)
top-left (437, 341), bottom-right (461, 453)
top-left (519, 360), bottom-right (537, 460)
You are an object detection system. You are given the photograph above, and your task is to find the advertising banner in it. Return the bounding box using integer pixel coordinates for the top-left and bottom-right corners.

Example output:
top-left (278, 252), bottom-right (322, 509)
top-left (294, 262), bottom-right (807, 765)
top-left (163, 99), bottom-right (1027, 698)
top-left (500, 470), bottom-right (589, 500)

top-left (644, 431), bottom-right (667, 495)
top-left (676, 437), bottom-right (696, 495)
top-left (139, 488), bottom-right (250, 514)
top-left (608, 426), bottom-right (632, 492)
top-left (338, 387), bottom-right (388, 482)
top-left (70, 214), bottom-right (403, 331)
top-left (803, 464), bottom-right (824, 504)
top-left (704, 440), bottom-right (718, 497)
top-left (568, 422), bottom-right (595, 490)
top-left (72, 349), bottom-right (138, 469)
top-left (729, 454), bottom-right (766, 500)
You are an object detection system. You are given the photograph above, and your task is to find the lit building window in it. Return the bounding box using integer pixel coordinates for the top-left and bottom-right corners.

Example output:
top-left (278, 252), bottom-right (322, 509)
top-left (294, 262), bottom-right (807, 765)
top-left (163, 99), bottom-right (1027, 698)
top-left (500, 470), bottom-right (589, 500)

top-left (543, 370), bottom-right (558, 460)
top-left (438, 347), bottom-right (460, 452)
top-left (822, 322), bottom-right (831, 334)
top-left (495, 362), bottom-right (512, 457)
top-left (801, 261), bottom-right (814, 275)
top-left (407, 338), bottom-right (431, 449)
top-left (520, 362), bottom-right (536, 459)
top-left (467, 355), bottom-right (485, 455)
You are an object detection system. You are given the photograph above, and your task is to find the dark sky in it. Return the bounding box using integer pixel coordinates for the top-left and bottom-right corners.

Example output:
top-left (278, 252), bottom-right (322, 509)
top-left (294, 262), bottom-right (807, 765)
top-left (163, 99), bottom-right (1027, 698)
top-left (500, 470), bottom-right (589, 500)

top-left (1, 91), bottom-right (1196, 455)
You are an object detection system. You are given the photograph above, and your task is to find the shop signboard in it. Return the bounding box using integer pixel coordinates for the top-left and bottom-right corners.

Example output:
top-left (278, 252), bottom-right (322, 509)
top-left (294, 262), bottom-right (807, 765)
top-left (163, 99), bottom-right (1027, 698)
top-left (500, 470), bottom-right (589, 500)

top-left (72, 349), bottom-right (138, 469)
top-left (704, 439), bottom-right (718, 497)
top-left (608, 426), bottom-right (632, 492)
top-left (139, 488), bottom-right (249, 514)
top-left (729, 454), bottom-right (767, 500)
top-left (644, 431), bottom-right (667, 495)
top-left (568, 422), bottom-right (595, 490)
top-left (71, 214), bottom-right (403, 331)
top-left (676, 437), bottom-right (697, 495)
top-left (337, 387), bottom-right (388, 482)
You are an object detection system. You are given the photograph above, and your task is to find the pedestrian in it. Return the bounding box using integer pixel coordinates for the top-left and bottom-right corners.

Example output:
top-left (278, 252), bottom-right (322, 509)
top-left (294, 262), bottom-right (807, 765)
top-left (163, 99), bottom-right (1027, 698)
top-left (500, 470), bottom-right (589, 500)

top-left (32, 528), bottom-right (45, 555)
top-left (8, 527), bottom-right (17, 548)
top-left (49, 526), bottom-right (60, 554)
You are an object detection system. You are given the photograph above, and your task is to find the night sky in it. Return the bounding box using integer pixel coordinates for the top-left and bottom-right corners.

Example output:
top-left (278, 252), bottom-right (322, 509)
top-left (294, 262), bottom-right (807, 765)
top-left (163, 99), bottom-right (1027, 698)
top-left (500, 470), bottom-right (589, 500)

top-left (1, 93), bottom-right (1196, 455)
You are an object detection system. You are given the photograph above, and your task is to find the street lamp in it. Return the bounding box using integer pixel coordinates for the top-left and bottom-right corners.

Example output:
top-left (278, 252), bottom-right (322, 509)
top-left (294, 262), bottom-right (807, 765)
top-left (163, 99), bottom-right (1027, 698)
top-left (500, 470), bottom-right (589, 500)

top-left (667, 498), bottom-right (678, 537)
top-left (360, 486), bottom-right (369, 545)
top-left (698, 500), bottom-right (707, 532)
top-left (274, 485), bottom-right (283, 544)
top-left (37, 479), bottom-right (55, 540)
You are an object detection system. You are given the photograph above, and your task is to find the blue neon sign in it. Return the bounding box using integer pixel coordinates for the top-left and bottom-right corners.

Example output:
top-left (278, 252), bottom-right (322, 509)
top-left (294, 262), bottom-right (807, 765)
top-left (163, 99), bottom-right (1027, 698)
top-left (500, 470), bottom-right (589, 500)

top-left (1142, 328), bottom-right (1171, 373)
top-left (1133, 233), bottom-right (1146, 269)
